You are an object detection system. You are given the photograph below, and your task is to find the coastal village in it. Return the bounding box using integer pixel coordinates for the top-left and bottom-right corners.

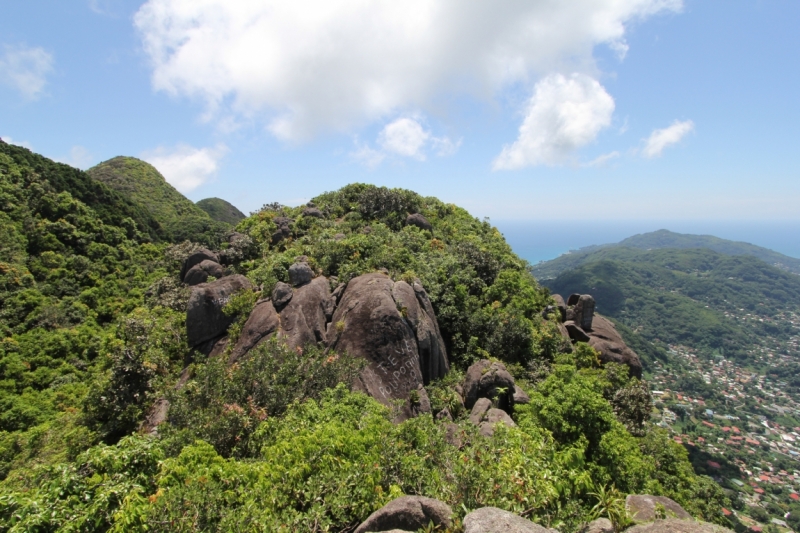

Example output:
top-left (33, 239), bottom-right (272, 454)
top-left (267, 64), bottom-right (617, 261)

top-left (649, 310), bottom-right (800, 531)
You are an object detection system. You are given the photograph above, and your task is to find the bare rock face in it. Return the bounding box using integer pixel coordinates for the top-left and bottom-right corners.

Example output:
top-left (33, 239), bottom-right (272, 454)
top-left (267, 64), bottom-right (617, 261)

top-left (479, 408), bottom-right (516, 437)
top-left (563, 321), bottom-right (590, 343)
top-left (405, 213), bottom-right (432, 231)
top-left (278, 276), bottom-right (332, 348)
top-left (327, 272), bottom-right (449, 419)
top-left (463, 507), bottom-right (552, 533)
top-left (469, 398), bottom-right (492, 425)
top-left (271, 216), bottom-right (293, 245)
top-left (288, 261), bottom-right (314, 287)
top-left (587, 315), bottom-right (643, 378)
top-left (271, 281), bottom-right (293, 308)
top-left (354, 496), bottom-right (452, 533)
top-left (625, 519), bottom-right (733, 533)
top-left (566, 293), bottom-right (595, 331)
top-left (228, 298), bottom-right (280, 363)
top-left (513, 385), bottom-right (531, 405)
top-left (626, 495), bottom-right (691, 523)
top-left (186, 275), bottom-right (253, 347)
top-left (582, 518), bottom-right (614, 533)
top-left (184, 259), bottom-right (226, 286)
top-left (463, 360), bottom-right (515, 411)
top-left (303, 206), bottom-right (323, 218)
top-left (181, 248), bottom-right (219, 281)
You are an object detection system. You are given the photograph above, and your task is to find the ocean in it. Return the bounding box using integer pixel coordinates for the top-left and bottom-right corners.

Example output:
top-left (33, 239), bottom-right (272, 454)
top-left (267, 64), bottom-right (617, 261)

top-left (493, 220), bottom-right (800, 266)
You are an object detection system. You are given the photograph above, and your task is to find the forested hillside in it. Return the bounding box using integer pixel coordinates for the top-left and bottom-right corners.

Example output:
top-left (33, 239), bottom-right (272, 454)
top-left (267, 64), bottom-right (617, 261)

top-left (533, 229), bottom-right (800, 279)
top-left (0, 143), bottom-right (727, 532)
top-left (196, 197), bottom-right (246, 225)
top-left (87, 156), bottom-right (229, 246)
top-left (541, 244), bottom-right (800, 530)
top-left (544, 247), bottom-right (800, 364)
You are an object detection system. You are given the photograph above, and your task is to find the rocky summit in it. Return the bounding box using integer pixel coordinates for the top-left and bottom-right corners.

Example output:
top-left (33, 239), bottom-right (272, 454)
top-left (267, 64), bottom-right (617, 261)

top-left (0, 145), bottom-right (737, 533)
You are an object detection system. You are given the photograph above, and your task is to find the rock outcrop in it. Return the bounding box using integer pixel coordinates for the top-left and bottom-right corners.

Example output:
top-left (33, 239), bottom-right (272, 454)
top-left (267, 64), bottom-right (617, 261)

top-left (228, 298), bottom-right (280, 362)
top-left (180, 248), bottom-right (219, 281)
top-left (463, 507), bottom-right (553, 533)
top-left (186, 275), bottom-right (254, 347)
top-left (463, 359), bottom-right (515, 411)
top-left (625, 519), bottom-right (733, 533)
top-left (184, 259), bottom-right (226, 286)
top-left (581, 518), bottom-right (614, 533)
top-left (354, 496), bottom-right (452, 533)
top-left (405, 213), bottom-right (432, 231)
top-left (587, 315), bottom-right (643, 378)
top-left (551, 293), bottom-right (643, 378)
top-left (271, 216), bottom-right (293, 245)
top-left (327, 272), bottom-right (448, 419)
top-left (626, 495), bottom-right (691, 523)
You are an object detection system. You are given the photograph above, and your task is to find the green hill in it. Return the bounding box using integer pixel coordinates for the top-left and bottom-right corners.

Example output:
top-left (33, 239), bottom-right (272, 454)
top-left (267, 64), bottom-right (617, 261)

top-left (543, 247), bottom-right (800, 363)
top-left (87, 156), bottom-right (229, 246)
top-left (196, 197), bottom-right (245, 225)
top-left (0, 146), bottom-right (727, 531)
top-left (532, 229), bottom-right (800, 279)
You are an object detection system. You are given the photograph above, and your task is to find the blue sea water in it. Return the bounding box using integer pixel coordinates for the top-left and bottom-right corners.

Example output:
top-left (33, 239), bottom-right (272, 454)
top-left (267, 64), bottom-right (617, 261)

top-left (493, 220), bottom-right (800, 266)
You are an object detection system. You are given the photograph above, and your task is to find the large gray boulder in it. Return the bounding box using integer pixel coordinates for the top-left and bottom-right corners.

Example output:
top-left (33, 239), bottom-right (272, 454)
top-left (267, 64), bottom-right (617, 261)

top-left (186, 275), bottom-right (253, 347)
top-left (354, 496), bottom-right (452, 533)
top-left (271, 281), bottom-right (293, 308)
top-left (278, 276), bottom-right (332, 348)
top-left (625, 519), bottom-right (733, 533)
top-left (588, 315), bottom-right (643, 378)
top-left (463, 360), bottom-right (515, 411)
top-left (288, 261), bottom-right (314, 287)
top-left (479, 408), bottom-right (516, 437)
top-left (626, 495), bottom-right (691, 523)
top-left (463, 507), bottom-right (551, 533)
top-left (405, 213), bottom-right (432, 231)
top-left (327, 273), bottom-right (448, 419)
top-left (184, 259), bottom-right (226, 286)
top-left (392, 278), bottom-right (448, 383)
top-left (271, 216), bottom-right (293, 245)
top-left (228, 298), bottom-right (280, 363)
top-left (181, 248), bottom-right (219, 281)
top-left (581, 518), bottom-right (614, 533)
top-left (566, 294), bottom-right (595, 331)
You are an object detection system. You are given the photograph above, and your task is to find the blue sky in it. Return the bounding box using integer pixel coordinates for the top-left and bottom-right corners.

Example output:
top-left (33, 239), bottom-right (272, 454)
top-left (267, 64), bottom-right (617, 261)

top-left (2, 0), bottom-right (799, 221)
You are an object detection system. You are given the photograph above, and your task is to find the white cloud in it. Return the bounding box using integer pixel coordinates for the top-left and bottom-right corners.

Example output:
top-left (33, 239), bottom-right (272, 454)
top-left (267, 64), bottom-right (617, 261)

top-left (1, 136), bottom-right (33, 150)
top-left (586, 151), bottom-right (620, 167)
top-left (134, 0), bottom-right (682, 141)
top-left (493, 73), bottom-right (615, 170)
top-left (352, 116), bottom-right (459, 167)
top-left (350, 140), bottom-right (385, 170)
top-left (0, 44), bottom-right (54, 100)
top-left (141, 143), bottom-right (228, 193)
top-left (642, 119), bottom-right (694, 158)
top-left (378, 117), bottom-right (431, 160)
top-left (57, 146), bottom-right (94, 169)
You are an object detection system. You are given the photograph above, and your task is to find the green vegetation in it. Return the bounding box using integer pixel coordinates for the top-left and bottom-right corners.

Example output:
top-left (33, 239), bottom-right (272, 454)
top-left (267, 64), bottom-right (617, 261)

top-left (87, 157), bottom-right (229, 247)
top-left (544, 247), bottom-right (800, 363)
top-left (0, 146), bottom-right (728, 532)
top-left (533, 229), bottom-right (800, 279)
top-left (196, 197), bottom-right (246, 225)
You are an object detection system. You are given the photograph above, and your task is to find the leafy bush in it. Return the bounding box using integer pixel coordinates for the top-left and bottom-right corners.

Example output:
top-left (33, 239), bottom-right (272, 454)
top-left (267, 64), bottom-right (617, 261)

top-left (163, 339), bottom-right (364, 458)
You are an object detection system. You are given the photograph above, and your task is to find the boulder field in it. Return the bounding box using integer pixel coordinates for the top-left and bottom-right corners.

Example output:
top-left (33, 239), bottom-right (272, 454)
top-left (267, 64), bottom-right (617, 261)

top-left (144, 254), bottom-right (643, 432)
top-left (182, 259), bottom-right (450, 421)
top-left (352, 495), bottom-right (732, 533)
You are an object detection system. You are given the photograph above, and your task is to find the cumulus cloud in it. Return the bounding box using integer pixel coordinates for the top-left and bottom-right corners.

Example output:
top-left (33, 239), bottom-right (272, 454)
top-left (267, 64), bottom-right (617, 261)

top-left (134, 0), bottom-right (681, 141)
top-left (642, 119), bottom-right (694, 158)
top-left (142, 143), bottom-right (228, 193)
top-left (493, 73), bottom-right (615, 170)
top-left (0, 44), bottom-right (54, 100)
top-left (352, 116), bottom-right (459, 168)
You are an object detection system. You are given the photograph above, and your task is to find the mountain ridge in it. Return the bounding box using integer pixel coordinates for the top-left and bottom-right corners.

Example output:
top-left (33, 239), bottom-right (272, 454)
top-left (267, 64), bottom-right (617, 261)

top-left (532, 229), bottom-right (800, 279)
